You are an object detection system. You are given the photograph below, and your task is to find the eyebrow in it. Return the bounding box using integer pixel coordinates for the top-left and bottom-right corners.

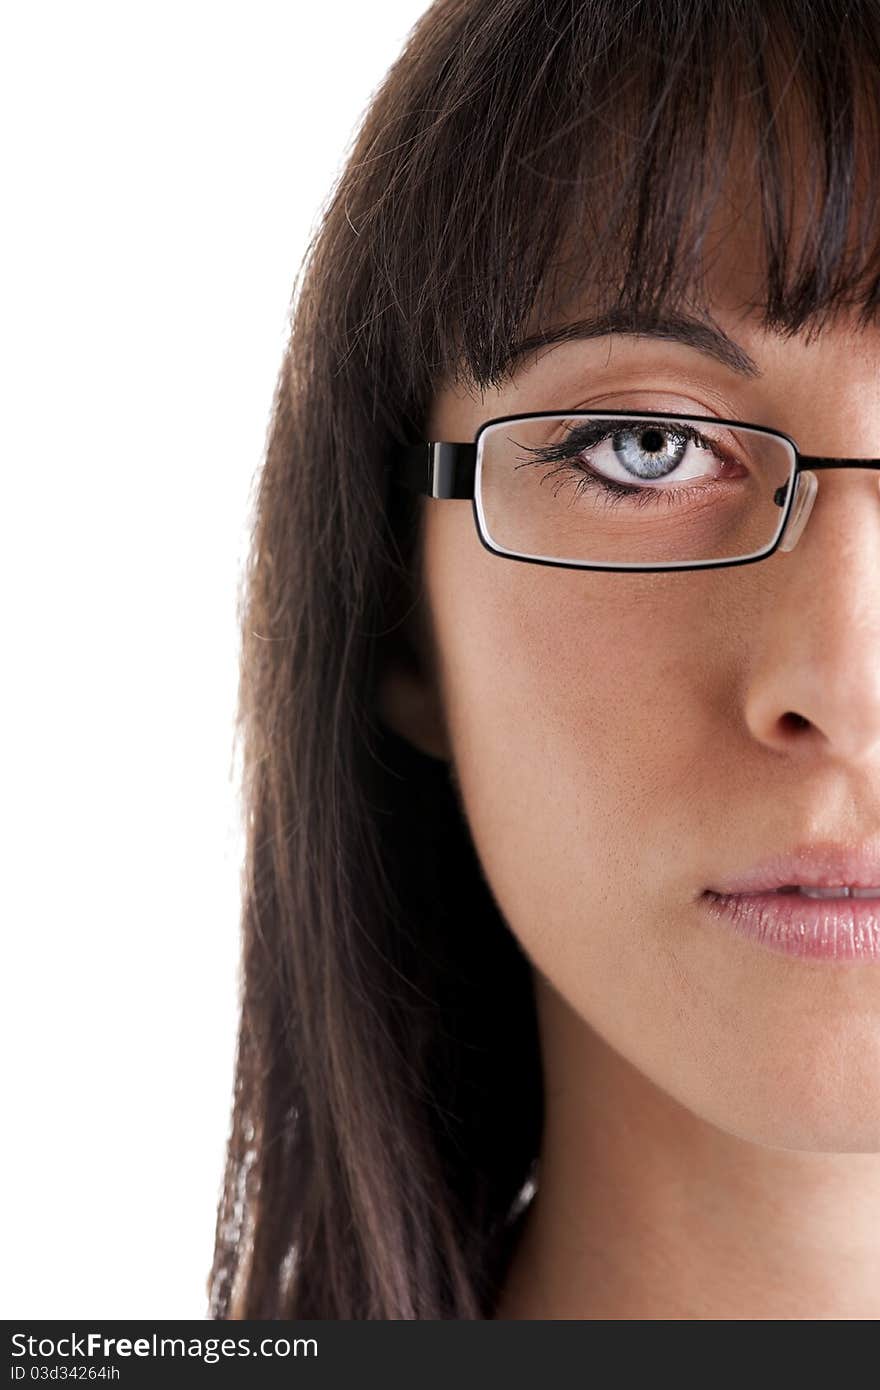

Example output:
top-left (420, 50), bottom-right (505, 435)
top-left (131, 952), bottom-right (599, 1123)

top-left (506, 306), bottom-right (762, 378)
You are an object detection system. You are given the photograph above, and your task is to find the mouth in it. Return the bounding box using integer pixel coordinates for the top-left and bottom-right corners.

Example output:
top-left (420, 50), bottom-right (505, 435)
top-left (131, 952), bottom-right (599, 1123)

top-left (700, 888), bottom-right (880, 962)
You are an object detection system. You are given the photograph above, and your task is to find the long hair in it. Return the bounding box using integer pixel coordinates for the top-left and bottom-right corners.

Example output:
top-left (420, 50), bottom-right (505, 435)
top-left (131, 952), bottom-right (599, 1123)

top-left (207, 0), bottom-right (880, 1319)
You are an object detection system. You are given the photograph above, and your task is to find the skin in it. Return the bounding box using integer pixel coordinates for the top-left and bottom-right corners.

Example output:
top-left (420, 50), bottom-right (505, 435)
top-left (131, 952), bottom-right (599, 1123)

top-left (376, 170), bottom-right (880, 1318)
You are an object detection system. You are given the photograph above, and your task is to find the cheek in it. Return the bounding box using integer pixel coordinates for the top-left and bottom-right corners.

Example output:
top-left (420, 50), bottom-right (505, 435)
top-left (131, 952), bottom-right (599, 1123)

top-left (423, 510), bottom-right (880, 1151)
top-left (424, 508), bottom-right (709, 945)
top-left (425, 519), bottom-right (713, 1082)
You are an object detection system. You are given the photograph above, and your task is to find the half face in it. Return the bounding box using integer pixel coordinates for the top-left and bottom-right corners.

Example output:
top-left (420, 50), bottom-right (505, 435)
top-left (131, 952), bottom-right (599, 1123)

top-left (378, 128), bottom-right (880, 1154)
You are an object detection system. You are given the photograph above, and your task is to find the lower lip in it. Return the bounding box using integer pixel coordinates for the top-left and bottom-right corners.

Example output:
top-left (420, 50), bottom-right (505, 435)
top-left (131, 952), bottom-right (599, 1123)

top-left (700, 891), bottom-right (880, 962)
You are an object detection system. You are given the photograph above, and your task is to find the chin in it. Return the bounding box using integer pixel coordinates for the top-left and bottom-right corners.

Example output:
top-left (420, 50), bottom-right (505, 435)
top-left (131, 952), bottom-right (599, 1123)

top-left (715, 1110), bottom-right (880, 1154)
top-left (685, 1067), bottom-right (880, 1154)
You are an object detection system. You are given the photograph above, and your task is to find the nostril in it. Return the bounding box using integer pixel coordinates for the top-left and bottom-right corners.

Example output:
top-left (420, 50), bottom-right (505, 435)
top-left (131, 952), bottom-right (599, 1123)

top-left (781, 711), bottom-right (811, 732)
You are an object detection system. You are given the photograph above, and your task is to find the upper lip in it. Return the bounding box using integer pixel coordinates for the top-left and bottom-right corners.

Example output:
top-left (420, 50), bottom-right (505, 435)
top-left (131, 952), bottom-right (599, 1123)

top-left (705, 841), bottom-right (880, 894)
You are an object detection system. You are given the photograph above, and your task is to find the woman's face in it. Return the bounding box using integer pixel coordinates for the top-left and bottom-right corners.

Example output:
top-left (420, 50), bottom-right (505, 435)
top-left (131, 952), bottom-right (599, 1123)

top-left (380, 215), bottom-right (880, 1153)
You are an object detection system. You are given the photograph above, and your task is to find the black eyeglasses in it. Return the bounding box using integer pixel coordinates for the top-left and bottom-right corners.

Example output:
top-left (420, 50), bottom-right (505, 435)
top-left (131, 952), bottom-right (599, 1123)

top-left (386, 410), bottom-right (880, 573)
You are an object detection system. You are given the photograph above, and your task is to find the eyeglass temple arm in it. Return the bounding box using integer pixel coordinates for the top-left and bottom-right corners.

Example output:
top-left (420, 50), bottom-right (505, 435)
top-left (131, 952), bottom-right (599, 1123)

top-left (388, 442), bottom-right (477, 499)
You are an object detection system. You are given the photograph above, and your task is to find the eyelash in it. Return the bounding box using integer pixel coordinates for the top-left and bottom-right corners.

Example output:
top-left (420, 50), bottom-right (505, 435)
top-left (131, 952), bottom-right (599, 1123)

top-left (510, 419), bottom-right (729, 510)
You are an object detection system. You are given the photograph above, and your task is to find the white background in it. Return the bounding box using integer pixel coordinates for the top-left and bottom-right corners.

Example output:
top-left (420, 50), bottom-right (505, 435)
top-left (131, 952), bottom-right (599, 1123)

top-left (2, 0), bottom-right (431, 1319)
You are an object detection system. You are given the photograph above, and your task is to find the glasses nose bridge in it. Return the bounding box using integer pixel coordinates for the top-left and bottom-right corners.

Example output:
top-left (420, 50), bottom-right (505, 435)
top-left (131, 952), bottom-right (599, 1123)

top-left (778, 455), bottom-right (880, 554)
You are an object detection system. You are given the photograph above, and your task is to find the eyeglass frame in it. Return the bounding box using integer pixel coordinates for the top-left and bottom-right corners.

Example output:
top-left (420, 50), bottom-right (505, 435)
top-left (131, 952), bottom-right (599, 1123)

top-left (384, 408), bottom-right (880, 573)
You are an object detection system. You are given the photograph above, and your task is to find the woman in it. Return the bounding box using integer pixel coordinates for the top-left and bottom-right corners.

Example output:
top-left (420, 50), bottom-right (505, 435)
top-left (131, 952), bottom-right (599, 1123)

top-left (207, 0), bottom-right (880, 1319)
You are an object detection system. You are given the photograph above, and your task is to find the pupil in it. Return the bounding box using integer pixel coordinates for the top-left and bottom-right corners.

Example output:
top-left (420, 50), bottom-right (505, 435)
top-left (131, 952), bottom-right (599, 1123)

top-left (640, 428), bottom-right (665, 454)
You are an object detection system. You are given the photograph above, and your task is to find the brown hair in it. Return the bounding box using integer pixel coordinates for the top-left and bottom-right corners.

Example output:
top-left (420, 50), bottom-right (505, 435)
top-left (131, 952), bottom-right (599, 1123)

top-left (207, 0), bottom-right (880, 1319)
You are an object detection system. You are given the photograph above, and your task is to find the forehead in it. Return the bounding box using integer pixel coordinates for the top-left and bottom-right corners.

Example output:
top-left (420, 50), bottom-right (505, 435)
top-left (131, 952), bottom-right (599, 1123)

top-left (533, 117), bottom-right (872, 333)
top-left (505, 70), bottom-right (880, 389)
top-left (427, 132), bottom-right (880, 443)
top-left (423, 16), bottom-right (880, 431)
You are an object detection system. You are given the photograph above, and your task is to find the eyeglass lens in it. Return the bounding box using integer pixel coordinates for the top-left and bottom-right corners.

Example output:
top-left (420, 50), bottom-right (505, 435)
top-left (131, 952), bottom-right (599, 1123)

top-left (475, 413), bottom-right (796, 569)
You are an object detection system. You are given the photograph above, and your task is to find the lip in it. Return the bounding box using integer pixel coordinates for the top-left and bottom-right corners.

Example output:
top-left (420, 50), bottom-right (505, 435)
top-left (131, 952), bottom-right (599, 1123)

top-left (705, 841), bottom-right (880, 894)
top-left (700, 891), bottom-right (880, 961)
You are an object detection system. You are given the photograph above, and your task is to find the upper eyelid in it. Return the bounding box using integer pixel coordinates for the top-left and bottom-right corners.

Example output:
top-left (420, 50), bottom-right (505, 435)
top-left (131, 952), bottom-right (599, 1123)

top-left (540, 380), bottom-right (748, 421)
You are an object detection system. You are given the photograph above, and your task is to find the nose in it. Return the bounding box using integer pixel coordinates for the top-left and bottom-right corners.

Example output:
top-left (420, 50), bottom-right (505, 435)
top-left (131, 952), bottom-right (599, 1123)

top-left (743, 466), bottom-right (880, 765)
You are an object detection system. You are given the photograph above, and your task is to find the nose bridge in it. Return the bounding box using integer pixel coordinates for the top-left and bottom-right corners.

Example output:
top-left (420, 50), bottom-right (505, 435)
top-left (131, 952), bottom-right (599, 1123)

top-left (778, 455), bottom-right (880, 554)
top-left (749, 451), bottom-right (880, 768)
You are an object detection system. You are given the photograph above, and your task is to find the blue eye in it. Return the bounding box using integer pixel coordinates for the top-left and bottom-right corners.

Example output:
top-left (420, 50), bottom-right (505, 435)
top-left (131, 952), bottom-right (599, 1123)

top-left (511, 418), bottom-right (731, 509)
